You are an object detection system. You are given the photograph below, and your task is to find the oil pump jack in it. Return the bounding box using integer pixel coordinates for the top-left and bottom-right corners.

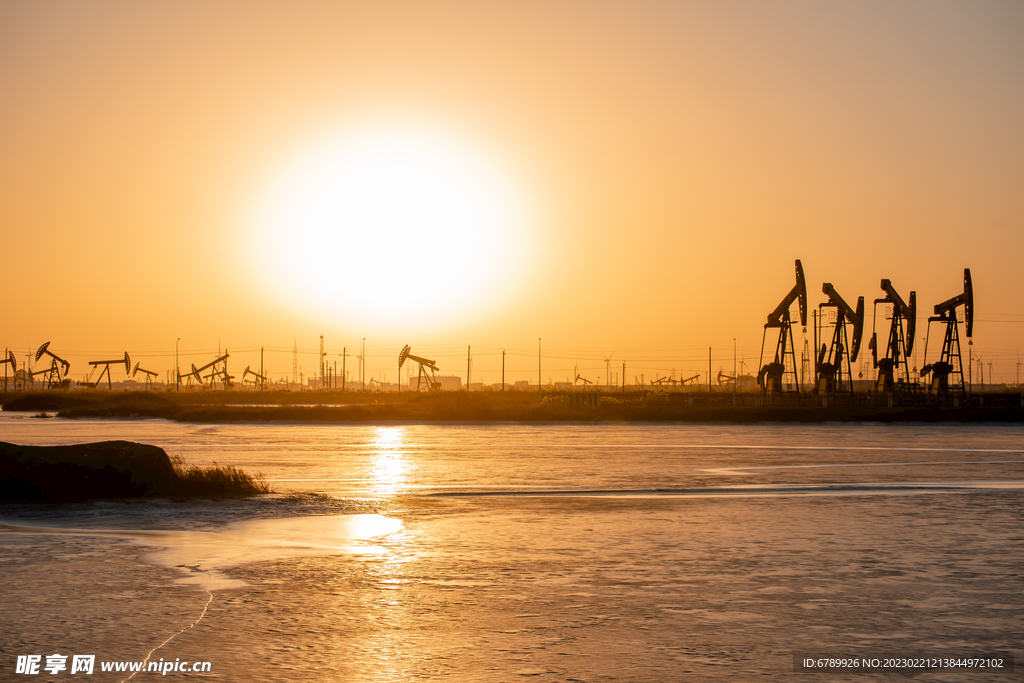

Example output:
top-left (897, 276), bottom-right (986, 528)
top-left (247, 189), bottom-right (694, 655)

top-left (242, 365), bottom-right (267, 387)
top-left (815, 284), bottom-right (864, 396)
top-left (88, 352), bottom-right (130, 390)
top-left (34, 342), bottom-right (70, 389)
top-left (758, 260), bottom-right (808, 396)
top-left (869, 279), bottom-right (916, 392)
top-left (191, 352), bottom-right (232, 389)
top-left (2, 349), bottom-right (16, 391)
top-left (176, 366), bottom-right (198, 389)
top-left (652, 374), bottom-right (700, 386)
top-left (921, 269), bottom-right (973, 396)
top-left (131, 361), bottom-right (159, 389)
top-left (399, 345), bottom-right (441, 391)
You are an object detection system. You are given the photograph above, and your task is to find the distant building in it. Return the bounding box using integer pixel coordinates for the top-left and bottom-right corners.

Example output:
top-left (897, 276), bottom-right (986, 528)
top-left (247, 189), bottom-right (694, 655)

top-left (436, 375), bottom-right (462, 391)
top-left (736, 375), bottom-right (757, 390)
top-left (410, 375), bottom-right (463, 391)
top-left (306, 377), bottom-right (347, 390)
top-left (514, 380), bottom-right (530, 390)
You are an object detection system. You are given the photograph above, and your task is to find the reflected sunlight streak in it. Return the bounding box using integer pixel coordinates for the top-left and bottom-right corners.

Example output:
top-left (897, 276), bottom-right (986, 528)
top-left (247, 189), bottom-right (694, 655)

top-left (369, 427), bottom-right (409, 495)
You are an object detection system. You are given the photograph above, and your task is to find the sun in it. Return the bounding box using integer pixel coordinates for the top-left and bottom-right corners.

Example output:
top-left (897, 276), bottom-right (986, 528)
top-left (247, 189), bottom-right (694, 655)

top-left (249, 123), bottom-right (530, 331)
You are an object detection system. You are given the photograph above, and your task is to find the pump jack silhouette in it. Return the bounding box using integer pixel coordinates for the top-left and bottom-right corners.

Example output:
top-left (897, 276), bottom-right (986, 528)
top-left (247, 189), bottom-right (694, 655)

top-left (191, 352), bottom-right (232, 389)
top-left (33, 342), bottom-right (70, 389)
top-left (869, 279), bottom-right (916, 392)
top-left (815, 284), bottom-right (864, 396)
top-left (132, 362), bottom-right (159, 389)
top-left (758, 260), bottom-right (808, 395)
top-left (88, 352), bottom-right (130, 390)
top-left (921, 269), bottom-right (973, 396)
top-left (399, 345), bottom-right (441, 391)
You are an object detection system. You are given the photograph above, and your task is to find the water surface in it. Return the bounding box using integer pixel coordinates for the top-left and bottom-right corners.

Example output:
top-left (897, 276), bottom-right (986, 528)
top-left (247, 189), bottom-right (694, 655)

top-left (1, 414), bottom-right (1021, 681)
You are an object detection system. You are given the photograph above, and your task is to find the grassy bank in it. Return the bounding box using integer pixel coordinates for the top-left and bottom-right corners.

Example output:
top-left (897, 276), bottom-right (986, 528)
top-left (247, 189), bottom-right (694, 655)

top-left (3, 390), bottom-right (1023, 423)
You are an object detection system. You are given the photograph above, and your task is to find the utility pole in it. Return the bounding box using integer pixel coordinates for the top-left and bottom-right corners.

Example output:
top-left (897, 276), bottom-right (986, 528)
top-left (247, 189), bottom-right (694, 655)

top-left (175, 338), bottom-right (180, 392)
top-left (260, 346), bottom-right (264, 400)
top-left (502, 350), bottom-right (505, 391)
top-left (708, 346), bottom-right (712, 393)
top-left (801, 340), bottom-right (809, 391)
top-left (733, 338), bottom-right (737, 398)
top-left (813, 309), bottom-right (819, 389)
top-left (361, 338), bottom-right (366, 391)
top-left (342, 347), bottom-right (347, 393)
top-left (467, 345), bottom-right (471, 391)
top-left (538, 338), bottom-right (541, 392)
top-left (2, 348), bottom-right (10, 395)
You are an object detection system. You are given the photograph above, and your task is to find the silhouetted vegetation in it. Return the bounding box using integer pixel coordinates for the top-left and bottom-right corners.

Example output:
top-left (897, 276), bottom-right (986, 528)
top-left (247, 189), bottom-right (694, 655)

top-left (2, 389), bottom-right (1022, 423)
top-left (4, 391), bottom-right (178, 416)
top-left (169, 454), bottom-right (272, 497)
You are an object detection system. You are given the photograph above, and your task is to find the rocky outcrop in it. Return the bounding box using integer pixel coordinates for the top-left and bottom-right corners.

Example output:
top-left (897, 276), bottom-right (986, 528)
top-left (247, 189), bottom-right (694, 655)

top-left (0, 441), bottom-right (179, 502)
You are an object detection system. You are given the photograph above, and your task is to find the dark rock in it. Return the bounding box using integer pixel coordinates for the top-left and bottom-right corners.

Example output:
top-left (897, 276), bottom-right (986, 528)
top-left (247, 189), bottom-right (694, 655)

top-left (0, 441), bottom-right (180, 502)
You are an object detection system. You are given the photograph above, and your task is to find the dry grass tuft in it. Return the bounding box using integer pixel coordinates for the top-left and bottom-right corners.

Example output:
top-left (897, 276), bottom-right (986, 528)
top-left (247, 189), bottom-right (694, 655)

top-left (169, 454), bottom-right (272, 497)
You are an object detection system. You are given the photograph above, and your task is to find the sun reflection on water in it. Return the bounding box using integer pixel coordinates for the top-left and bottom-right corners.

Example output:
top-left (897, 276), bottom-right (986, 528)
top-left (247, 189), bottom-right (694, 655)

top-left (369, 426), bottom-right (409, 495)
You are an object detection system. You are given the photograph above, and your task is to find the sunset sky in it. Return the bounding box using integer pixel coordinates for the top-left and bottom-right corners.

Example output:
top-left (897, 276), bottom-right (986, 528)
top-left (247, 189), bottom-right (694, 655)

top-left (2, 1), bottom-right (1022, 386)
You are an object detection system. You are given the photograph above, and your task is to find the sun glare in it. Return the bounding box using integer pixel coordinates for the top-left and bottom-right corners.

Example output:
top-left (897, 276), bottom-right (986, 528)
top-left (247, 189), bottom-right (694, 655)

top-left (250, 124), bottom-right (530, 329)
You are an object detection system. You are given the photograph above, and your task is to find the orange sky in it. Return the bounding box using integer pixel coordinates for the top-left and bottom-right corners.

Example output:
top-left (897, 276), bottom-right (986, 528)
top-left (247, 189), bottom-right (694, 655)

top-left (2, 1), bottom-right (1022, 386)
